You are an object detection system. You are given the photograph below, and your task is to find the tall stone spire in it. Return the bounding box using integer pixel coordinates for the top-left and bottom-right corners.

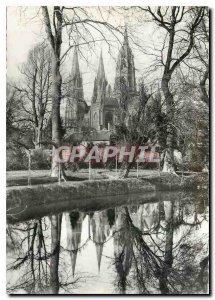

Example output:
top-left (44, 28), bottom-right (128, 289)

top-left (123, 26), bottom-right (129, 46)
top-left (113, 27), bottom-right (136, 98)
top-left (71, 47), bottom-right (80, 79)
top-left (97, 50), bottom-right (105, 80)
top-left (65, 47), bottom-right (85, 129)
top-left (91, 50), bottom-right (107, 104)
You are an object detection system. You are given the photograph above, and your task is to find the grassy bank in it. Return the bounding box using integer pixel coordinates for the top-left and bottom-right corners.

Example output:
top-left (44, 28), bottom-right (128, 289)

top-left (8, 189), bottom-right (204, 224)
top-left (7, 172), bottom-right (208, 211)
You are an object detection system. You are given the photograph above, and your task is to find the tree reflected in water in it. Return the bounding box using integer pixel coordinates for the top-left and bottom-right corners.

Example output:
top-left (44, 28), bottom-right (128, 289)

top-left (112, 195), bottom-right (209, 294)
top-left (7, 191), bottom-right (209, 294)
top-left (7, 213), bottom-right (81, 294)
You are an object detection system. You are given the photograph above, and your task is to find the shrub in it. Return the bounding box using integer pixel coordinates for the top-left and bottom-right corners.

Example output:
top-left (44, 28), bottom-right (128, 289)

top-left (7, 148), bottom-right (28, 171)
top-left (30, 149), bottom-right (51, 170)
top-left (7, 148), bottom-right (51, 171)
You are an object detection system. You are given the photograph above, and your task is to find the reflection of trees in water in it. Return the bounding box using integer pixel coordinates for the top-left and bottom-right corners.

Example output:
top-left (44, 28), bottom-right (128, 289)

top-left (6, 192), bottom-right (209, 295)
top-left (112, 195), bottom-right (209, 294)
top-left (106, 208), bottom-right (115, 228)
top-left (50, 214), bottom-right (61, 294)
top-left (7, 218), bottom-right (50, 294)
top-left (113, 207), bottom-right (133, 294)
top-left (7, 214), bottom-right (80, 294)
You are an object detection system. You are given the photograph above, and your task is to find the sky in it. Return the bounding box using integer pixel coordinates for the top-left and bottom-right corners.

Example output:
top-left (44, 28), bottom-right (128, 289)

top-left (6, 7), bottom-right (161, 105)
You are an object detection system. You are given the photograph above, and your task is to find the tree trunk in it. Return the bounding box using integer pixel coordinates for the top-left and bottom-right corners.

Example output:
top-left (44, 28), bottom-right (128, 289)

top-left (34, 124), bottom-right (43, 149)
top-left (50, 55), bottom-right (62, 177)
top-left (161, 76), bottom-right (176, 173)
top-left (49, 214), bottom-right (62, 294)
top-left (159, 201), bottom-right (174, 294)
top-left (200, 68), bottom-right (209, 106)
top-left (42, 6), bottom-right (63, 178)
top-left (119, 161), bottom-right (133, 178)
top-left (162, 149), bottom-right (175, 173)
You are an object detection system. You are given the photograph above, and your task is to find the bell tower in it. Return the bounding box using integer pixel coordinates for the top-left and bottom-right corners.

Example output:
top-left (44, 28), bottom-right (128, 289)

top-left (65, 47), bottom-right (85, 129)
top-left (114, 27), bottom-right (136, 101)
top-left (90, 51), bottom-right (108, 130)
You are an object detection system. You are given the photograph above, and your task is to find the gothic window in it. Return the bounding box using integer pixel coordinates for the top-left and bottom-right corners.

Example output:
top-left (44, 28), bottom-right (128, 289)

top-left (93, 112), bottom-right (99, 128)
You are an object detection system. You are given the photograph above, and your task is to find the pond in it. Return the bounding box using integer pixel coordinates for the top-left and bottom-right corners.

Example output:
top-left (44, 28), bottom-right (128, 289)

top-left (6, 189), bottom-right (209, 295)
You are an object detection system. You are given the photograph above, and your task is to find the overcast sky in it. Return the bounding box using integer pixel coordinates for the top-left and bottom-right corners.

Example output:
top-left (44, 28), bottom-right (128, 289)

top-left (7, 7), bottom-right (161, 105)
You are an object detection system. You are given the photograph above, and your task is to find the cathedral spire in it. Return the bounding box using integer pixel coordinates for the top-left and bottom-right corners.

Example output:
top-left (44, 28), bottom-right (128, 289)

top-left (96, 243), bottom-right (103, 272)
top-left (70, 251), bottom-right (78, 277)
top-left (65, 212), bottom-right (83, 277)
top-left (123, 26), bottom-right (129, 46)
top-left (71, 47), bottom-right (80, 78)
top-left (113, 26), bottom-right (136, 96)
top-left (97, 50), bottom-right (105, 80)
top-left (91, 50), bottom-right (107, 105)
top-left (65, 46), bottom-right (86, 129)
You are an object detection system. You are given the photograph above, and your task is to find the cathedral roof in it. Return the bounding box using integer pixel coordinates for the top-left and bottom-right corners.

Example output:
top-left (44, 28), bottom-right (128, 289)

top-left (66, 130), bottom-right (111, 143)
top-left (104, 97), bottom-right (119, 107)
top-left (87, 130), bottom-right (111, 142)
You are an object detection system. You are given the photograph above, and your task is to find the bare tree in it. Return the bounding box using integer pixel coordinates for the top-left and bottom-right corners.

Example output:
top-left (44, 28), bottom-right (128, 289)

top-left (135, 6), bottom-right (206, 173)
top-left (183, 10), bottom-right (209, 106)
top-left (6, 84), bottom-right (24, 138)
top-left (41, 6), bottom-right (121, 177)
top-left (112, 81), bottom-right (160, 178)
top-left (112, 196), bottom-right (208, 294)
top-left (12, 42), bottom-right (52, 149)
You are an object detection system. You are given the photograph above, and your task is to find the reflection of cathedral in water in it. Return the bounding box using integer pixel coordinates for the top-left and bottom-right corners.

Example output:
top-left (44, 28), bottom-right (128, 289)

top-left (129, 203), bottom-right (160, 233)
top-left (63, 196), bottom-right (208, 293)
top-left (65, 210), bottom-right (111, 275)
top-left (7, 193), bottom-right (208, 294)
top-left (65, 212), bottom-right (85, 276)
top-left (91, 211), bottom-right (110, 271)
top-left (64, 202), bottom-right (164, 278)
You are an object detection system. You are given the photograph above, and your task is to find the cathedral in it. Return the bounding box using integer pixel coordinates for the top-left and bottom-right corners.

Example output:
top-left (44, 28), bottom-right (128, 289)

top-left (64, 29), bottom-right (138, 140)
top-left (64, 47), bottom-right (88, 130)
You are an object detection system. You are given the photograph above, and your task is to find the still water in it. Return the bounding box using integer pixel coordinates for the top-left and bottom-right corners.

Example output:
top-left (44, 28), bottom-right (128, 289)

top-left (6, 190), bottom-right (209, 295)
